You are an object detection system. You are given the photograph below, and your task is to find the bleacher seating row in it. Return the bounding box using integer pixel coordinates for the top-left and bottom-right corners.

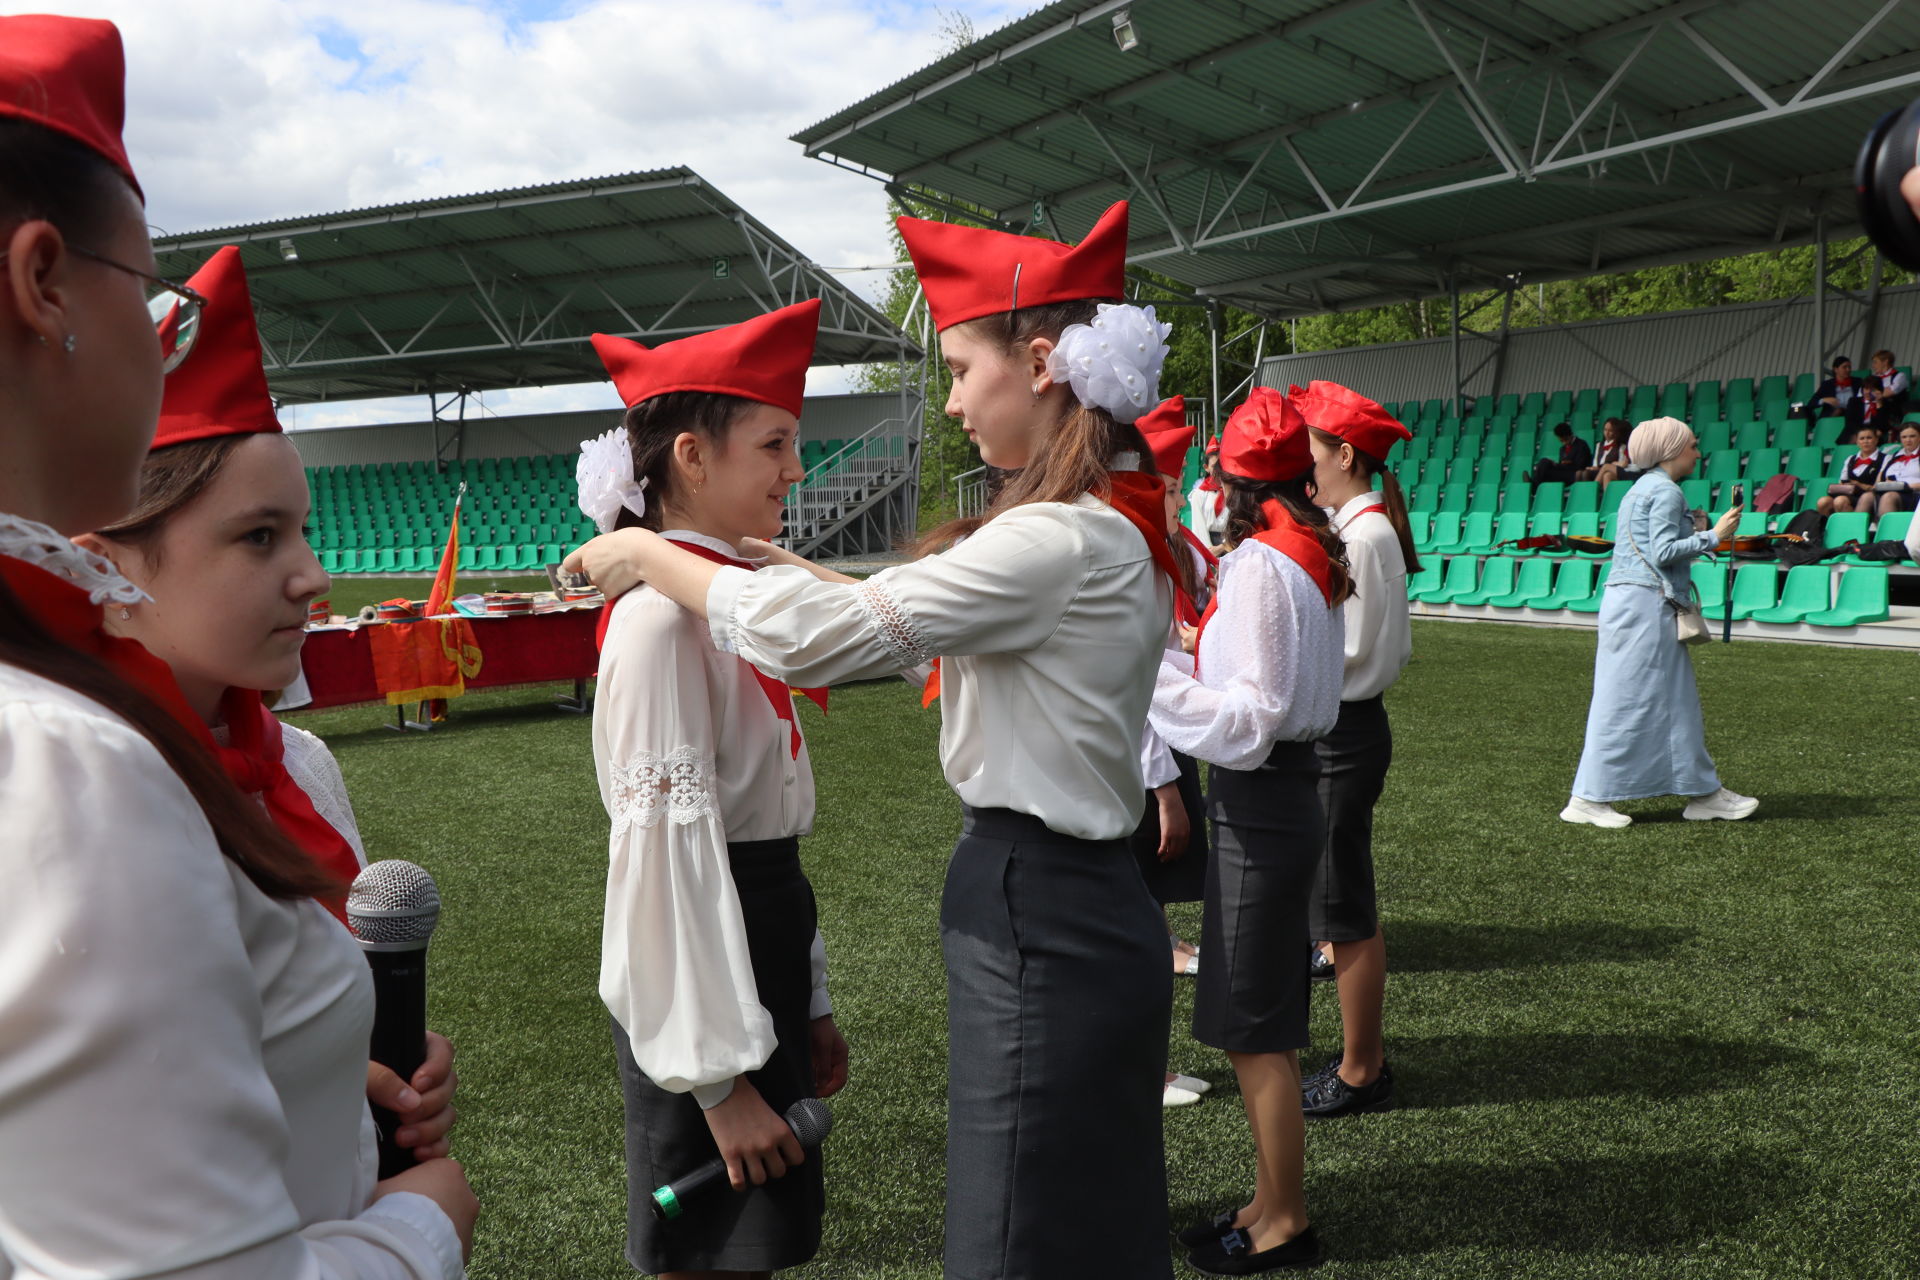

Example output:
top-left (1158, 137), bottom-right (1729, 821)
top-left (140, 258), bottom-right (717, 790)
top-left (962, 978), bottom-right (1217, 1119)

top-left (305, 437), bottom-right (894, 575)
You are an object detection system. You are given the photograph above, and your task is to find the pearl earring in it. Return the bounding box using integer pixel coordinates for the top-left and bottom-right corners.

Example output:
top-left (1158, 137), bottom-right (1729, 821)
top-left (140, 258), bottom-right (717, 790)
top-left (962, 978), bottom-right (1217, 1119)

top-left (63, 334), bottom-right (77, 354)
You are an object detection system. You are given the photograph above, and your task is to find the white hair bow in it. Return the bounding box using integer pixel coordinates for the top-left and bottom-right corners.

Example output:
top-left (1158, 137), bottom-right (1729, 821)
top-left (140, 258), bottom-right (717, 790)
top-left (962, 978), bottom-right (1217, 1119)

top-left (1044, 302), bottom-right (1173, 424)
top-left (576, 427), bottom-right (650, 534)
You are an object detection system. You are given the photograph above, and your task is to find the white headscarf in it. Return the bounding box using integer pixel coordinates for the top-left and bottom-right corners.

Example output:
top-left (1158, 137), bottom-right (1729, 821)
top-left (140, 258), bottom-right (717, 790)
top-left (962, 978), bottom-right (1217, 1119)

top-left (1628, 416), bottom-right (1695, 472)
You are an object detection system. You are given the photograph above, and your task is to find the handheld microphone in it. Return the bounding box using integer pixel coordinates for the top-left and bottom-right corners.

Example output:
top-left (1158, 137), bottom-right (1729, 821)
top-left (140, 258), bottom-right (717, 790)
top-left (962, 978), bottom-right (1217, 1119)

top-left (650, 1097), bottom-right (833, 1222)
top-left (346, 859), bottom-right (442, 1179)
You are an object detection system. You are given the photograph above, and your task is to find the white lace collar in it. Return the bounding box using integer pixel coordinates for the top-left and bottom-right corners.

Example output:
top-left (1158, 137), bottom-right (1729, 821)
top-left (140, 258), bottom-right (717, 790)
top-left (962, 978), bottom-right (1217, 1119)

top-left (657, 528), bottom-right (766, 566)
top-left (0, 512), bottom-right (149, 606)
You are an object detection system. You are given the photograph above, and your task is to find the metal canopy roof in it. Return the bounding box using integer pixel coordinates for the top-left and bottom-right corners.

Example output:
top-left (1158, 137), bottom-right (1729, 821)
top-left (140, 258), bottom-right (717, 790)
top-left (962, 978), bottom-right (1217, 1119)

top-left (795, 0), bottom-right (1920, 320)
top-left (152, 167), bottom-right (918, 404)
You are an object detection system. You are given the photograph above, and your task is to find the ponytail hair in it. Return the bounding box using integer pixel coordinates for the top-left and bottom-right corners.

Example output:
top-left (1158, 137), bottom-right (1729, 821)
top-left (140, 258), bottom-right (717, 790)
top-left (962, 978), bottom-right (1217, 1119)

top-left (0, 575), bottom-right (342, 901)
top-left (1221, 471), bottom-right (1353, 606)
top-left (1307, 427), bottom-right (1420, 573)
top-left (916, 298), bottom-right (1152, 555)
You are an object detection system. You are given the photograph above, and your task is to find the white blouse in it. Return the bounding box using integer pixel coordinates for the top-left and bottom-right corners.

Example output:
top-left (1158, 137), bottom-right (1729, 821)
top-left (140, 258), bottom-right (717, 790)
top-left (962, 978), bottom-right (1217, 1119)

top-left (1136, 538), bottom-right (1213, 791)
top-left (706, 497), bottom-right (1172, 842)
top-left (1150, 539), bottom-right (1344, 771)
top-left (0, 531), bottom-right (461, 1280)
top-left (594, 532), bottom-right (829, 1111)
top-left (1186, 482), bottom-right (1226, 546)
top-left (1327, 493), bottom-right (1412, 702)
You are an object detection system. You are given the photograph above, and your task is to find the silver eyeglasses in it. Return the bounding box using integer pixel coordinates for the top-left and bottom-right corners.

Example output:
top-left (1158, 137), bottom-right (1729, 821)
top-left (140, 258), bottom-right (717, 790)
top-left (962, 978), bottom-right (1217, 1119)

top-left (0, 242), bottom-right (208, 373)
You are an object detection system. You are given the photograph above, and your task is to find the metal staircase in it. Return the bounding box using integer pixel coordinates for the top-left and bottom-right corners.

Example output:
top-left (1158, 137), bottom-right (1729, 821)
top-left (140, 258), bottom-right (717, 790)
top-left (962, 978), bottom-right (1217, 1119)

top-left (779, 419), bottom-right (921, 559)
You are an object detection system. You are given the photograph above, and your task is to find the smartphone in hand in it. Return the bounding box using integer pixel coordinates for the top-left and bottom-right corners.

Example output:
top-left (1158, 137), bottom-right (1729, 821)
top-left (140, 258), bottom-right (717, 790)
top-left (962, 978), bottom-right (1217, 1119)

top-left (1730, 484), bottom-right (1745, 507)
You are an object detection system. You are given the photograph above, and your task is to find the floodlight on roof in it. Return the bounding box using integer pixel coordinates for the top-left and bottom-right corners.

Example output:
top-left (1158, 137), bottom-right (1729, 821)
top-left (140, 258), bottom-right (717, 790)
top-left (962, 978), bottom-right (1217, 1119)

top-left (1111, 9), bottom-right (1139, 52)
top-left (277, 237), bottom-right (299, 262)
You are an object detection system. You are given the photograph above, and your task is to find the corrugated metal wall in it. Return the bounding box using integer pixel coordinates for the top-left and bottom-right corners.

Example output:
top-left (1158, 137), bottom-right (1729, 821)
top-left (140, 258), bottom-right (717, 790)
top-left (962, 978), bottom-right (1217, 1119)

top-left (1256, 284), bottom-right (1920, 410)
top-left (286, 392), bottom-right (921, 469)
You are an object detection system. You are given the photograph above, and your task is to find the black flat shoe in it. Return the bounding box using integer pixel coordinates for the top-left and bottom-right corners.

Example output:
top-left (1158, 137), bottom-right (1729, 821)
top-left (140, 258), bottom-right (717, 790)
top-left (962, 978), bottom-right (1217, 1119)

top-left (1188, 1225), bottom-right (1325, 1274)
top-left (1301, 1053), bottom-right (1343, 1091)
top-left (1301, 1061), bottom-right (1394, 1117)
top-left (1308, 949), bottom-right (1336, 982)
top-left (1178, 1209), bottom-right (1240, 1249)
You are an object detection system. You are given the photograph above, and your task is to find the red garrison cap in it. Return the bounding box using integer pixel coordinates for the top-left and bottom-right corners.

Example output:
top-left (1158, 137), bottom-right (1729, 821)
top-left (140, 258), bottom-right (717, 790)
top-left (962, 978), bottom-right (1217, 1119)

top-left (152, 247), bottom-right (280, 449)
top-left (898, 202), bottom-right (1129, 332)
top-left (0, 15), bottom-right (140, 199)
top-left (591, 299), bottom-right (819, 417)
top-left (1291, 380), bottom-right (1410, 460)
top-left (1137, 396), bottom-right (1193, 478)
top-left (1220, 387), bottom-right (1311, 483)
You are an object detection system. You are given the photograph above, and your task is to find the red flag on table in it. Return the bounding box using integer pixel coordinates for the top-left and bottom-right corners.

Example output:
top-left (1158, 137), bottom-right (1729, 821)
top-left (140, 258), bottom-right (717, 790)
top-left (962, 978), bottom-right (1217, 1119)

top-left (369, 486), bottom-right (483, 710)
top-left (426, 485), bottom-right (464, 617)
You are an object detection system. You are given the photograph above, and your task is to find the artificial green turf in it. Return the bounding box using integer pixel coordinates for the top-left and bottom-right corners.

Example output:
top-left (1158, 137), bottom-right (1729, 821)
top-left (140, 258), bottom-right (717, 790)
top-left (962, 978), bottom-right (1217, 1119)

top-left (292, 620), bottom-right (1920, 1278)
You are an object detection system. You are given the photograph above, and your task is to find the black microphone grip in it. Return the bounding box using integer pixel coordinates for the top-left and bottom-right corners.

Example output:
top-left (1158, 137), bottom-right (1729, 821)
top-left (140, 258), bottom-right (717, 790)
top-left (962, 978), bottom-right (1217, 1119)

top-left (366, 948), bottom-right (429, 1179)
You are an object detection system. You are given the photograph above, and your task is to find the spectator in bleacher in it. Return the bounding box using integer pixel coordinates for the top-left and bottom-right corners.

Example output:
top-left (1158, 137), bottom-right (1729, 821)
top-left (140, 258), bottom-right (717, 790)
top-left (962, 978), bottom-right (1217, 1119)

top-left (1586, 416), bottom-right (1638, 495)
top-left (1528, 422), bottom-right (1593, 488)
top-left (1863, 349), bottom-right (1910, 433)
top-left (1808, 355), bottom-right (1869, 441)
top-left (581, 300), bottom-right (849, 1279)
top-left (78, 244), bottom-right (463, 1165)
top-left (1818, 424), bottom-right (1886, 516)
top-left (0, 17), bottom-right (475, 1279)
top-left (1865, 422), bottom-right (1920, 526)
top-left (1562, 417), bottom-right (1754, 828)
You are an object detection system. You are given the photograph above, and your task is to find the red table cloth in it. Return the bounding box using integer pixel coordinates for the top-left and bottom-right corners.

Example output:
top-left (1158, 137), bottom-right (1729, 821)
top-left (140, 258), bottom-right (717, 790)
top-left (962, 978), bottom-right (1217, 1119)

top-left (296, 607), bottom-right (602, 711)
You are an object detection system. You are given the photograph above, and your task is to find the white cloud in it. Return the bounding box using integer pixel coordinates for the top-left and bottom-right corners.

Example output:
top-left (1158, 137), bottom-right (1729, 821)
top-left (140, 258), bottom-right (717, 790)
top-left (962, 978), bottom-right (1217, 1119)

top-left (33, 0), bottom-right (1023, 423)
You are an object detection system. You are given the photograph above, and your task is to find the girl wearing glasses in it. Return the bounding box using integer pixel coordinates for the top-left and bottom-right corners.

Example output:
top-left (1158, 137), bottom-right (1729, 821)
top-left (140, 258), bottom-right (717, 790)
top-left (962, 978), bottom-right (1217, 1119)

top-left (0, 18), bottom-right (473, 1279)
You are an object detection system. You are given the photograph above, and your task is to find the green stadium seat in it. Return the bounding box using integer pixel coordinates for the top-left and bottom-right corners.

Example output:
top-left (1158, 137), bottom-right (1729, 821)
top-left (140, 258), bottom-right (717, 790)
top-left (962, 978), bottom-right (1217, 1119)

top-left (1742, 448), bottom-right (1782, 486)
top-left (1438, 481), bottom-right (1470, 513)
top-left (1702, 451), bottom-right (1742, 488)
top-left (1488, 557), bottom-right (1555, 608)
top-left (1806, 566), bottom-right (1890, 626)
top-left (1785, 447), bottom-right (1826, 484)
top-left (1489, 511), bottom-right (1529, 552)
top-left (1442, 512), bottom-right (1494, 554)
top-left (1568, 412), bottom-right (1595, 437)
top-left (1544, 390), bottom-right (1572, 420)
top-left (1566, 561), bottom-right (1610, 613)
top-left (1566, 481), bottom-right (1598, 515)
top-left (1452, 556), bottom-right (1519, 606)
top-left (1407, 512), bottom-right (1433, 551)
top-left (506, 544), bottom-right (540, 572)
top-left (1690, 561), bottom-right (1729, 614)
top-left (1732, 421), bottom-right (1769, 451)
top-left (1628, 387), bottom-right (1657, 421)
top-left (372, 549), bottom-right (399, 573)
top-left (1528, 513), bottom-right (1563, 546)
top-left (1468, 484), bottom-right (1501, 515)
top-left (1598, 387), bottom-right (1627, 420)
top-left (1747, 565), bottom-right (1831, 623)
top-left (1873, 511), bottom-right (1913, 545)
top-left (1413, 554), bottom-right (1477, 603)
top-left (456, 546), bottom-right (478, 571)
top-left (1404, 559), bottom-right (1443, 599)
top-left (340, 549), bottom-right (365, 573)
top-left (1533, 559), bottom-right (1597, 609)
top-left (1735, 512), bottom-right (1769, 537)
top-left (1531, 482), bottom-right (1565, 517)
top-left (1565, 512), bottom-right (1600, 540)
top-left (1410, 482), bottom-right (1440, 513)
top-left (1424, 512), bottom-right (1462, 553)
top-left (1520, 391), bottom-right (1546, 419)
top-left (1599, 483), bottom-right (1630, 519)
top-left (1704, 563), bottom-right (1776, 621)
top-left (1757, 374), bottom-right (1790, 401)
top-left (1658, 382), bottom-right (1689, 418)
top-left (1772, 420), bottom-right (1810, 450)
top-left (1825, 512), bottom-right (1869, 546)
top-left (320, 549), bottom-right (344, 574)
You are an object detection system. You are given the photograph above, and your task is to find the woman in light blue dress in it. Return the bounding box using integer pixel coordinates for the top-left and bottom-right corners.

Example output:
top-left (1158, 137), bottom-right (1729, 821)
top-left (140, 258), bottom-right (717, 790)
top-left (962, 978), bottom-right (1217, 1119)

top-left (1562, 417), bottom-right (1757, 828)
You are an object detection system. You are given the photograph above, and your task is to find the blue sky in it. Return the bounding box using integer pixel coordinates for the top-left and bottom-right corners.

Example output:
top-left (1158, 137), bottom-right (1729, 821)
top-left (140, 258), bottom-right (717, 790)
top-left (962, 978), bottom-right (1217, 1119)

top-left (35, 0), bottom-right (1031, 422)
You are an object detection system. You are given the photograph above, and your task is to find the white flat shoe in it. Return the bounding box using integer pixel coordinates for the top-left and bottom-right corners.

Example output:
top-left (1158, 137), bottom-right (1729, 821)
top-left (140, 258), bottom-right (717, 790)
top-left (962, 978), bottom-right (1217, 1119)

top-left (1560, 797), bottom-right (1631, 828)
top-left (1162, 1082), bottom-right (1203, 1108)
top-left (1683, 787), bottom-right (1759, 821)
top-left (1168, 1072), bottom-right (1213, 1095)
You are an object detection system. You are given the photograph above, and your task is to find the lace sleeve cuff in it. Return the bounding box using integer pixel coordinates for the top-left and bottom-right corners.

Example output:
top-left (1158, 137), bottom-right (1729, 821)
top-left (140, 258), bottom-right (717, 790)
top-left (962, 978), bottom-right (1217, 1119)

top-left (850, 575), bottom-right (934, 668)
top-left (607, 747), bottom-right (717, 839)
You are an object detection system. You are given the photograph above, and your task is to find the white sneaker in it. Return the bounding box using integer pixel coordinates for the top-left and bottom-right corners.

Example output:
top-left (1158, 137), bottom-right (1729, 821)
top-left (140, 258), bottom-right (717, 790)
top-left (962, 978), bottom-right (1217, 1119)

top-left (1168, 1073), bottom-right (1213, 1096)
top-left (1162, 1082), bottom-right (1203, 1108)
top-left (1683, 787), bottom-right (1759, 821)
top-left (1560, 797), bottom-right (1631, 828)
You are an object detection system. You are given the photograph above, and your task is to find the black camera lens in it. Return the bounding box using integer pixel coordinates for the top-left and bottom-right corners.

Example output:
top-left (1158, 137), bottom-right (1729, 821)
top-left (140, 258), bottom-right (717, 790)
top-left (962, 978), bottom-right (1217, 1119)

top-left (1856, 98), bottom-right (1920, 272)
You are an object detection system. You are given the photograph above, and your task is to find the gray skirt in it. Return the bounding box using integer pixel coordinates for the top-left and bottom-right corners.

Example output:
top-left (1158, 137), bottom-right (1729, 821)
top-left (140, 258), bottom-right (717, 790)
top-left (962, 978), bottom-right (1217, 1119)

top-left (941, 806), bottom-right (1174, 1280)
top-left (1129, 748), bottom-right (1210, 905)
top-left (1197, 740), bottom-right (1324, 1054)
top-left (613, 836), bottom-right (823, 1275)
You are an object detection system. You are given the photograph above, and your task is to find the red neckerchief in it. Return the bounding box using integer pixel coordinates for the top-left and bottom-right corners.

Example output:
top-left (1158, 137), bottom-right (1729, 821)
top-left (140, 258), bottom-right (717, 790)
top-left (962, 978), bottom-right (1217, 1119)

top-left (1174, 526), bottom-right (1219, 629)
top-left (1892, 451), bottom-right (1919, 469)
top-left (1191, 500), bottom-right (1334, 675)
top-left (1838, 373), bottom-right (1853, 388)
top-left (0, 554), bottom-right (205, 729)
top-left (2, 556), bottom-right (360, 921)
top-left (1847, 452), bottom-right (1882, 480)
top-left (592, 538), bottom-right (827, 758)
top-left (1333, 499), bottom-right (1385, 535)
top-left (924, 475), bottom-right (1182, 708)
top-left (1197, 473), bottom-right (1224, 514)
top-left (211, 687), bottom-right (358, 924)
